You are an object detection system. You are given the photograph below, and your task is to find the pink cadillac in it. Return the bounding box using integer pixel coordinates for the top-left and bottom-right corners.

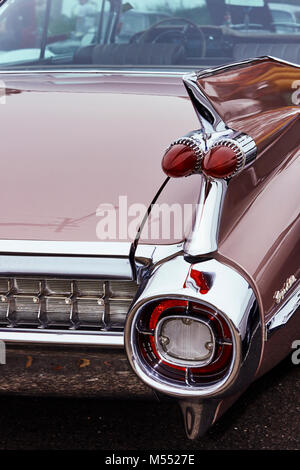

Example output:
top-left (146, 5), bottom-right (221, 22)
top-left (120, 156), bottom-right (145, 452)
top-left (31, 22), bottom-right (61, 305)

top-left (0, 0), bottom-right (299, 439)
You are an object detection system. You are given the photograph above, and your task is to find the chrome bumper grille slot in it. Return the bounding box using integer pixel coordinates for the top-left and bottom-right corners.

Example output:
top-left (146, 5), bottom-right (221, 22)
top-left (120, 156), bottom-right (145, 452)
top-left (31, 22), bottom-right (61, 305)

top-left (0, 278), bottom-right (138, 331)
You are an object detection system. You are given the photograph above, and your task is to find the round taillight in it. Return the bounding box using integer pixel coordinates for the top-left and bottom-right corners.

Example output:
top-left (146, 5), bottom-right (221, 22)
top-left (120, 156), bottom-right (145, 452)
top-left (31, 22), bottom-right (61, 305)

top-left (202, 141), bottom-right (243, 179)
top-left (135, 299), bottom-right (233, 386)
top-left (162, 138), bottom-right (203, 178)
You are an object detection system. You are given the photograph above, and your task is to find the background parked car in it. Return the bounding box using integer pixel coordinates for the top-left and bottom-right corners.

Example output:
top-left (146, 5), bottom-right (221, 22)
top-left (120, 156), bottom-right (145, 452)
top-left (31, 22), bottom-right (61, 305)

top-left (269, 2), bottom-right (300, 34)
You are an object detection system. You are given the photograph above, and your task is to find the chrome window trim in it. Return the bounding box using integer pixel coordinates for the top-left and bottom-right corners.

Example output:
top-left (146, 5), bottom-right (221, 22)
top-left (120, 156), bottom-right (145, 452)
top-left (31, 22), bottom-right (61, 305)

top-left (0, 55), bottom-right (299, 77)
top-left (0, 69), bottom-right (188, 76)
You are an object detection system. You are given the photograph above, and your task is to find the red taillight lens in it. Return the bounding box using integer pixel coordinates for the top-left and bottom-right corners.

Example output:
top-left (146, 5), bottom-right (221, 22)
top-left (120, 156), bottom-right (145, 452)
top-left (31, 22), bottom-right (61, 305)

top-left (201, 145), bottom-right (238, 179)
top-left (184, 268), bottom-right (210, 294)
top-left (162, 144), bottom-right (198, 178)
top-left (149, 299), bottom-right (187, 330)
top-left (162, 139), bottom-right (244, 179)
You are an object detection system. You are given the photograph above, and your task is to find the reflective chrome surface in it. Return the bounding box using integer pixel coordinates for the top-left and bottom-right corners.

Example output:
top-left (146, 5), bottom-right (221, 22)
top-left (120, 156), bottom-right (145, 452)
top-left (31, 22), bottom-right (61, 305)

top-left (184, 177), bottom-right (228, 257)
top-left (0, 241), bottom-right (184, 347)
top-left (0, 328), bottom-right (124, 347)
top-left (179, 398), bottom-right (220, 440)
top-left (232, 133), bottom-right (257, 167)
top-left (125, 255), bottom-right (261, 398)
top-left (267, 282), bottom-right (300, 336)
top-left (0, 240), bottom-right (132, 257)
top-left (0, 240), bottom-right (183, 268)
top-left (0, 277), bottom-right (138, 331)
top-left (168, 76), bottom-right (257, 257)
top-left (183, 72), bottom-right (227, 134)
top-left (0, 255), bottom-right (133, 279)
top-left (134, 242), bottom-right (184, 267)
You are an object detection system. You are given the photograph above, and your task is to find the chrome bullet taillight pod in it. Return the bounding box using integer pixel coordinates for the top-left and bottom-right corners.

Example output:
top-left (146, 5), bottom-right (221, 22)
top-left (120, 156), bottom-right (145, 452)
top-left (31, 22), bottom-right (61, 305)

top-left (162, 131), bottom-right (257, 180)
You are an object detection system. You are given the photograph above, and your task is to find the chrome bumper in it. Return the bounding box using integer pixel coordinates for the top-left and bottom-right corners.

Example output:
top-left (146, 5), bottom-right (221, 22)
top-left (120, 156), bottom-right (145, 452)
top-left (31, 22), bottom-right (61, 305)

top-left (0, 329), bottom-right (124, 347)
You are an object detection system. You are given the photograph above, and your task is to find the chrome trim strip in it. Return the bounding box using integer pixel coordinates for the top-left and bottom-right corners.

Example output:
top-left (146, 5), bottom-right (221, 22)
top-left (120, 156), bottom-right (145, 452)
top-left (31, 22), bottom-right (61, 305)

top-left (0, 255), bottom-right (133, 279)
top-left (233, 133), bottom-right (257, 167)
top-left (0, 328), bottom-right (124, 347)
top-left (0, 240), bottom-right (184, 266)
top-left (0, 69), bottom-right (187, 76)
top-left (0, 56), bottom-right (298, 78)
top-left (184, 177), bottom-right (228, 257)
top-left (0, 240), bottom-right (132, 257)
top-left (267, 283), bottom-right (300, 337)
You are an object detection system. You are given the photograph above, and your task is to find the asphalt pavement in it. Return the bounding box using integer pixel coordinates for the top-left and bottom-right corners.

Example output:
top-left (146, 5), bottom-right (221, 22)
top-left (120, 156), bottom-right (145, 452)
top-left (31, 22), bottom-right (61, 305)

top-left (0, 355), bottom-right (298, 450)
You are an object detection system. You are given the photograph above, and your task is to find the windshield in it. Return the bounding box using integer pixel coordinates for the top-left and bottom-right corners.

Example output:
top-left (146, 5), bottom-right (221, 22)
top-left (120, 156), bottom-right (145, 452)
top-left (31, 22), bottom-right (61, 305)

top-left (0, 0), bottom-right (300, 69)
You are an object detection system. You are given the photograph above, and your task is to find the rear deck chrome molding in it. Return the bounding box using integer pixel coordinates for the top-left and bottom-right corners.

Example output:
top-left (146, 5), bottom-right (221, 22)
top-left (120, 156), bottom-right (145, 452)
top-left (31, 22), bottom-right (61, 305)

top-left (0, 240), bottom-right (184, 265)
top-left (0, 240), bottom-right (132, 257)
top-left (0, 254), bottom-right (133, 280)
top-left (125, 255), bottom-right (261, 398)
